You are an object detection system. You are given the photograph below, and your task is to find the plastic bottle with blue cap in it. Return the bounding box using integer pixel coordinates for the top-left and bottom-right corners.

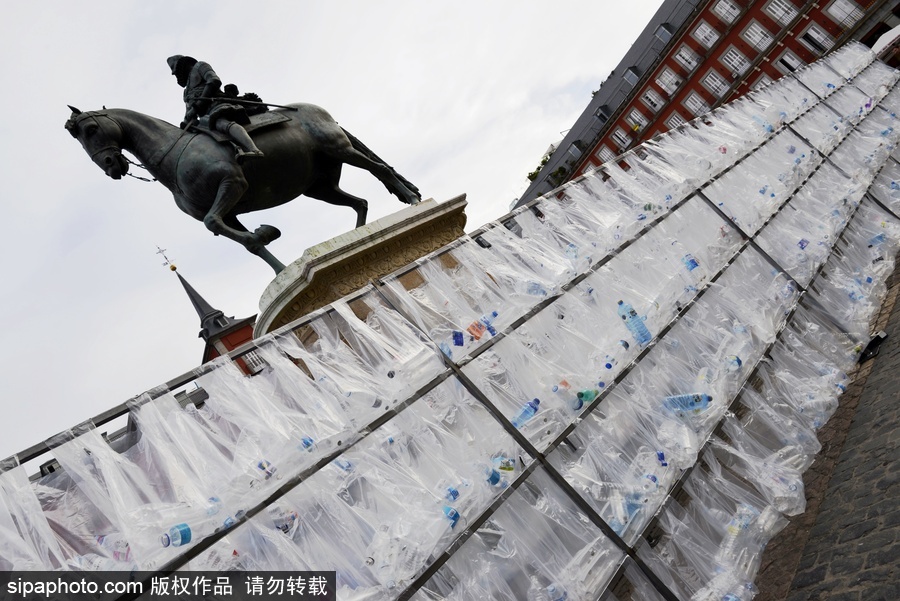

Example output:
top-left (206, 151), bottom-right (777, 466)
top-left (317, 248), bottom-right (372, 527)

top-left (617, 300), bottom-right (652, 346)
top-left (511, 398), bottom-right (540, 428)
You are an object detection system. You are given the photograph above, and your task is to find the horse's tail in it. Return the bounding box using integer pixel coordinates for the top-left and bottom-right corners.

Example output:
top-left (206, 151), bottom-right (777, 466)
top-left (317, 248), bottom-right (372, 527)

top-left (341, 127), bottom-right (422, 202)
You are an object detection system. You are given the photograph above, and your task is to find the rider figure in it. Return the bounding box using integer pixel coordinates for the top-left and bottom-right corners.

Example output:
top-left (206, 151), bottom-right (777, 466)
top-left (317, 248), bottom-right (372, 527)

top-left (167, 55), bottom-right (264, 162)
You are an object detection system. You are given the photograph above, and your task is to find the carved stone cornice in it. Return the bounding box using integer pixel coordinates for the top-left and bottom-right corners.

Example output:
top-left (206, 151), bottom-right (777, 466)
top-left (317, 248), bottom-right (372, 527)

top-left (255, 196), bottom-right (468, 336)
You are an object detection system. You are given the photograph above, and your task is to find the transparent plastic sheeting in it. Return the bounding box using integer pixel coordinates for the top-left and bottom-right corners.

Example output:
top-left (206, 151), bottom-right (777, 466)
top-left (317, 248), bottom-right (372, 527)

top-left (0, 42), bottom-right (897, 601)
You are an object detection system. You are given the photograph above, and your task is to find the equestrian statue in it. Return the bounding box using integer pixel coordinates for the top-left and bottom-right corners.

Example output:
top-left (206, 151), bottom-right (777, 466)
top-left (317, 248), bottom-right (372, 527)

top-left (66, 55), bottom-right (421, 274)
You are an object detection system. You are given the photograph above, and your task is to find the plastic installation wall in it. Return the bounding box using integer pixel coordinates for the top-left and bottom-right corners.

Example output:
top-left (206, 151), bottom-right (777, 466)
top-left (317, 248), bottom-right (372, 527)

top-left (1, 42), bottom-right (899, 601)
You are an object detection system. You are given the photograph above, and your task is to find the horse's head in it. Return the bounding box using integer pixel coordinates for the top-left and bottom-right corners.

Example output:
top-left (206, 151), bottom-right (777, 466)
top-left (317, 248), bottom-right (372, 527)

top-left (65, 106), bottom-right (130, 180)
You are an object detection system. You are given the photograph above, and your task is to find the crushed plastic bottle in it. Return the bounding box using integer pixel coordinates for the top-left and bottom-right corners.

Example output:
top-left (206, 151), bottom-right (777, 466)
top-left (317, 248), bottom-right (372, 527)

top-left (95, 533), bottom-right (132, 563)
top-left (575, 388), bottom-right (600, 408)
top-left (257, 459), bottom-right (277, 480)
top-left (270, 505), bottom-right (299, 534)
top-left (617, 300), bottom-right (652, 346)
top-left (511, 398), bottom-right (541, 428)
top-left (664, 393), bottom-right (712, 416)
top-left (484, 466), bottom-right (506, 488)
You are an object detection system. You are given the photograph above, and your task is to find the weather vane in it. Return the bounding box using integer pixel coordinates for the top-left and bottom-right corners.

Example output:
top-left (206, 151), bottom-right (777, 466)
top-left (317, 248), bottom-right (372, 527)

top-left (156, 246), bottom-right (177, 271)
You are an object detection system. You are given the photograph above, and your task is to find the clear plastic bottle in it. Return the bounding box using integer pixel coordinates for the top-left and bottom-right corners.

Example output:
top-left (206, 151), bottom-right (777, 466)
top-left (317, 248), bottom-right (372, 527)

top-left (69, 553), bottom-right (137, 574)
top-left (480, 310), bottom-right (499, 336)
top-left (715, 504), bottom-right (759, 569)
top-left (617, 300), bottom-right (652, 346)
top-left (442, 505), bottom-right (461, 529)
top-left (159, 523), bottom-right (192, 548)
top-left (681, 254), bottom-right (702, 292)
top-left (511, 398), bottom-right (541, 428)
top-left (552, 380), bottom-right (579, 410)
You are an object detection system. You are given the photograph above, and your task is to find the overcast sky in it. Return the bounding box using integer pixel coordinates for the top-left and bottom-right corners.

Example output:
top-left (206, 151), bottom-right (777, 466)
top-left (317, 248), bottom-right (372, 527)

top-left (0, 1), bottom-right (666, 462)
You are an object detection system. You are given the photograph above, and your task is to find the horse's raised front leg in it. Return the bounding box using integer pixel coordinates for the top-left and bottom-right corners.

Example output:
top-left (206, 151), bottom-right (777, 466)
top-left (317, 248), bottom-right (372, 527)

top-left (203, 174), bottom-right (282, 264)
top-left (223, 215), bottom-right (286, 273)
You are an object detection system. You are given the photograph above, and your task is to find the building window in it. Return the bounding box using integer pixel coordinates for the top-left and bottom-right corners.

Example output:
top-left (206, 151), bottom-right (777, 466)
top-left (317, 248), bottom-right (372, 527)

top-left (623, 67), bottom-right (641, 87)
top-left (684, 92), bottom-right (711, 116)
top-left (674, 45), bottom-right (701, 72)
top-left (596, 145), bottom-right (617, 163)
top-left (743, 21), bottom-right (775, 51)
top-left (752, 74), bottom-right (774, 90)
top-left (626, 109), bottom-right (649, 131)
top-left (243, 350), bottom-right (267, 373)
top-left (666, 112), bottom-right (688, 129)
top-left (702, 70), bottom-right (731, 97)
top-left (693, 21), bottom-right (721, 48)
top-left (611, 127), bottom-right (633, 148)
top-left (595, 105), bottom-right (611, 123)
top-left (766, 0), bottom-right (799, 27)
top-left (825, 0), bottom-right (863, 28)
top-left (642, 88), bottom-right (665, 112)
top-left (713, 0), bottom-right (742, 23)
top-left (656, 67), bottom-right (683, 95)
top-left (799, 23), bottom-right (835, 54)
top-left (656, 23), bottom-right (675, 43)
top-left (775, 50), bottom-right (806, 74)
top-left (720, 47), bottom-right (751, 75)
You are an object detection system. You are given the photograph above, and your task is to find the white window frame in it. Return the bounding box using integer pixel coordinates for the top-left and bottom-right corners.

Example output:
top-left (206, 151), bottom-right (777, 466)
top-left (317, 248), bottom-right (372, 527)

top-left (693, 21), bottom-right (721, 49)
top-left (626, 108), bottom-right (649, 131)
top-left (765, 0), bottom-right (799, 27)
top-left (642, 87), bottom-right (665, 113)
top-left (656, 67), bottom-right (683, 95)
top-left (596, 145), bottom-right (617, 163)
top-left (752, 73), bottom-right (774, 90)
top-left (684, 92), bottom-right (711, 116)
top-left (666, 112), bottom-right (687, 130)
top-left (713, 0), bottom-right (741, 24)
top-left (721, 47), bottom-right (751, 75)
top-left (702, 70), bottom-right (731, 97)
top-left (743, 21), bottom-right (775, 51)
top-left (826, 0), bottom-right (864, 27)
top-left (799, 23), bottom-right (835, 55)
top-left (775, 50), bottom-right (805, 74)
top-left (674, 45), bottom-right (701, 72)
top-left (611, 127), bottom-right (633, 149)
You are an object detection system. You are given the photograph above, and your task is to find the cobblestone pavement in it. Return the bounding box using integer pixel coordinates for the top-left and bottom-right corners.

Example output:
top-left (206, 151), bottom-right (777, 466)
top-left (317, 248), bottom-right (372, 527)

top-left (755, 270), bottom-right (900, 601)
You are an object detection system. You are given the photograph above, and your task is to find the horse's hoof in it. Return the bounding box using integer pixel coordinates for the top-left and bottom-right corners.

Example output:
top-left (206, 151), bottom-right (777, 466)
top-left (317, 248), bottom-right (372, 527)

top-left (254, 224), bottom-right (281, 244)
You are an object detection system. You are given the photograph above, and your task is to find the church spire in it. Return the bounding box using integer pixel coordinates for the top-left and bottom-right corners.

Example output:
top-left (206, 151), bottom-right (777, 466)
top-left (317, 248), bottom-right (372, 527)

top-left (175, 270), bottom-right (237, 341)
top-left (157, 246), bottom-right (242, 342)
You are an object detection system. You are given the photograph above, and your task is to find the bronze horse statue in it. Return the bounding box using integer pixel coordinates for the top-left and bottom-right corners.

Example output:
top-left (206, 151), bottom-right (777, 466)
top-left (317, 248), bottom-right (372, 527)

top-left (66, 105), bottom-right (421, 273)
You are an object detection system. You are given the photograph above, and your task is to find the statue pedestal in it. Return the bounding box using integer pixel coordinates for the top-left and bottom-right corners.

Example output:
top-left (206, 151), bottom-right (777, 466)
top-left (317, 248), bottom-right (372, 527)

top-left (254, 195), bottom-right (467, 336)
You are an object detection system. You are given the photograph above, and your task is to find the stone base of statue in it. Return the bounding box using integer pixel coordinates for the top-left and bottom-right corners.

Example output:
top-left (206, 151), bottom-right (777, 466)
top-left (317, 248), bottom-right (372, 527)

top-left (254, 195), bottom-right (468, 336)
